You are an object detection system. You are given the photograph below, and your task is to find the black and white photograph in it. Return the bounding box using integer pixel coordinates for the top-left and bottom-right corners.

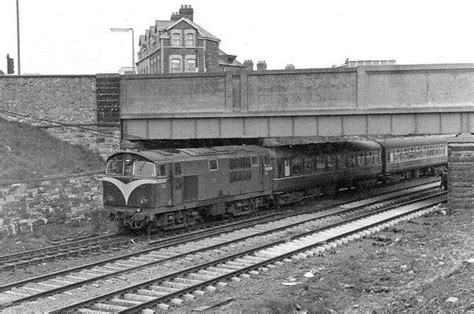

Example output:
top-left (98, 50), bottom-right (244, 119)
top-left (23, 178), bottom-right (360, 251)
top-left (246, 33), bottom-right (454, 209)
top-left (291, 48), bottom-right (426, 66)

top-left (0, 0), bottom-right (472, 312)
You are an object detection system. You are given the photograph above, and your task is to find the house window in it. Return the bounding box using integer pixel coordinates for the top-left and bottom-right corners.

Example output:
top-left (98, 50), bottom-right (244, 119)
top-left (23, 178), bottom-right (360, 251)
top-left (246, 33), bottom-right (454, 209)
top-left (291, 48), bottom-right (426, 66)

top-left (185, 33), bottom-right (195, 47)
top-left (171, 58), bottom-right (182, 73)
top-left (171, 33), bottom-right (181, 46)
top-left (185, 58), bottom-right (196, 72)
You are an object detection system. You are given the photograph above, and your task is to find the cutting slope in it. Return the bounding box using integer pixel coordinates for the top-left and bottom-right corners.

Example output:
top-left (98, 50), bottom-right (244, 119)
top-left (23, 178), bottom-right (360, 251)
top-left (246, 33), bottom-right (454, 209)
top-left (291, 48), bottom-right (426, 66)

top-left (0, 118), bottom-right (104, 181)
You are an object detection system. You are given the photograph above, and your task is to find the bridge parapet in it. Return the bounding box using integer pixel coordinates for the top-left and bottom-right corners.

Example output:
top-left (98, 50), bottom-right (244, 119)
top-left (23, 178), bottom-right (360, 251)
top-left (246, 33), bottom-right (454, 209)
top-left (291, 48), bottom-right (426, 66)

top-left (120, 63), bottom-right (474, 141)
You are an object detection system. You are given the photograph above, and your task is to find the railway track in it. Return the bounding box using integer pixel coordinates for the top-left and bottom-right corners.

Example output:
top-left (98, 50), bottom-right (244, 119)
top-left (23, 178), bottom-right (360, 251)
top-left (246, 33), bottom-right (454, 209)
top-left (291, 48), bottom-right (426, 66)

top-left (0, 182), bottom-right (443, 312)
top-left (0, 234), bottom-right (128, 271)
top-left (0, 178), bottom-right (437, 272)
top-left (47, 191), bottom-right (446, 313)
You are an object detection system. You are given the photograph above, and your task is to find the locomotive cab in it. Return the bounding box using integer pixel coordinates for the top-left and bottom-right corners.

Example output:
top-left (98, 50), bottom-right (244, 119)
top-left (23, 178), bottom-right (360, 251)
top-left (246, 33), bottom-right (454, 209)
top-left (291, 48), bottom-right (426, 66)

top-left (101, 153), bottom-right (171, 229)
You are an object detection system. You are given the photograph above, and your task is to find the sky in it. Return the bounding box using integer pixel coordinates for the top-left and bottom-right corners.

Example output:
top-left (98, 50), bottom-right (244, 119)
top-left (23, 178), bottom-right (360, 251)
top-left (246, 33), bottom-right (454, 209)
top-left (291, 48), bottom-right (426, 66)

top-left (1, 0), bottom-right (474, 75)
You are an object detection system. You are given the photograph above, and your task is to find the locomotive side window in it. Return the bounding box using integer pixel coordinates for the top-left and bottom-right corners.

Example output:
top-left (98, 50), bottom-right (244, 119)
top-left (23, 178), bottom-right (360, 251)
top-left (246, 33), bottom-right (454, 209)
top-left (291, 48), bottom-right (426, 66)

top-left (106, 160), bottom-right (124, 175)
top-left (251, 156), bottom-right (259, 166)
top-left (264, 156), bottom-right (272, 167)
top-left (174, 163), bottom-right (182, 175)
top-left (157, 164), bottom-right (167, 176)
top-left (209, 159), bottom-right (219, 171)
top-left (133, 160), bottom-right (156, 177)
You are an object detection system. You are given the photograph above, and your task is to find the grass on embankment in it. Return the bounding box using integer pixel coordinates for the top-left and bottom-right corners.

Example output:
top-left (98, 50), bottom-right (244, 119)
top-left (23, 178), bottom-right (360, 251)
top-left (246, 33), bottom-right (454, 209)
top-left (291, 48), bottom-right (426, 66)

top-left (0, 117), bottom-right (105, 182)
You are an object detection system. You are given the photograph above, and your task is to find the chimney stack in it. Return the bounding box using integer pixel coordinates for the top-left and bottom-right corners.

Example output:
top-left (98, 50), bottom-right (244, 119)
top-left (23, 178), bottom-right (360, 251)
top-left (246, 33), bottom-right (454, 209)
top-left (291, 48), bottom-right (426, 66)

top-left (257, 60), bottom-right (267, 71)
top-left (170, 12), bottom-right (180, 21)
top-left (179, 4), bottom-right (194, 21)
top-left (243, 59), bottom-right (254, 71)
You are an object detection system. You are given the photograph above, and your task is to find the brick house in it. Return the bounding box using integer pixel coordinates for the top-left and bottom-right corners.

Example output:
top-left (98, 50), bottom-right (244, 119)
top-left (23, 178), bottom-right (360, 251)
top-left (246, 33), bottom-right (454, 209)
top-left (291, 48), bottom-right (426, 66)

top-left (137, 5), bottom-right (244, 74)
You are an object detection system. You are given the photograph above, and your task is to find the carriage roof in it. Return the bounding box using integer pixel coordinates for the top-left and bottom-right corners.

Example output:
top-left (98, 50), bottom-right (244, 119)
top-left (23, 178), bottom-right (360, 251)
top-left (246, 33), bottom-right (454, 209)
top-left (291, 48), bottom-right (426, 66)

top-left (376, 136), bottom-right (448, 149)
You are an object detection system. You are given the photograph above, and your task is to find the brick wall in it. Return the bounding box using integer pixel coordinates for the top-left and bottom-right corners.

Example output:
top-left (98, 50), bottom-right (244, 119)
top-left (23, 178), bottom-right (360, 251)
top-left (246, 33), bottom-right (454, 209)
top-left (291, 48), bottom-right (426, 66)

top-left (448, 134), bottom-right (474, 211)
top-left (0, 172), bottom-right (104, 236)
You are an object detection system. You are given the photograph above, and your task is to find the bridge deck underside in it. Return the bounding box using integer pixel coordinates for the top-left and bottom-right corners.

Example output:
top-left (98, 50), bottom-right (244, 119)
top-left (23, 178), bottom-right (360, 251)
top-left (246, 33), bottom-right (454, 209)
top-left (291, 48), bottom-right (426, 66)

top-left (122, 111), bottom-right (473, 141)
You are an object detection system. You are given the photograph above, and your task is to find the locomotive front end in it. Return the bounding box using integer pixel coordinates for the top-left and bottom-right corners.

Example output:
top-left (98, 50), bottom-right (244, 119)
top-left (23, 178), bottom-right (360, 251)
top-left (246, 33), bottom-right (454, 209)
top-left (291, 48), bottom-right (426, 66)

top-left (100, 153), bottom-right (167, 231)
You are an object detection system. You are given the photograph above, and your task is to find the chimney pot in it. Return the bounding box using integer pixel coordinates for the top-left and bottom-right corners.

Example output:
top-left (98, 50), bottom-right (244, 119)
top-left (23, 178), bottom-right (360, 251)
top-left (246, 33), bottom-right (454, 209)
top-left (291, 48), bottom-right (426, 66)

top-left (257, 60), bottom-right (267, 71)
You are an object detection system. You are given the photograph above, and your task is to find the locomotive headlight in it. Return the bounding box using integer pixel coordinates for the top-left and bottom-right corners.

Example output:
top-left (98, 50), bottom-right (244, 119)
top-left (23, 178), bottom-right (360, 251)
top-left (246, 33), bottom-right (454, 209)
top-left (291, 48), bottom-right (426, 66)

top-left (136, 208), bottom-right (141, 213)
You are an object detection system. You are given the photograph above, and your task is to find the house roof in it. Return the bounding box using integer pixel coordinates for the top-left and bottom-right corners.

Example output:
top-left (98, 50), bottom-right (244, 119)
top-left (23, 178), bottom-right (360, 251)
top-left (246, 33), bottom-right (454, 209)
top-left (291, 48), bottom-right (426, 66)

top-left (152, 17), bottom-right (220, 42)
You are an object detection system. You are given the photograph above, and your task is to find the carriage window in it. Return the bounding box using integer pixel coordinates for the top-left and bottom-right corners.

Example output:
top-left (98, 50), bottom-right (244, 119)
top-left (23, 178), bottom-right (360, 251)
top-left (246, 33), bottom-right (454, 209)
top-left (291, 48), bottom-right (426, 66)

top-left (366, 152), bottom-right (374, 165)
top-left (357, 153), bottom-right (365, 166)
top-left (316, 155), bottom-right (326, 171)
top-left (209, 160), bottom-right (219, 171)
top-left (284, 159), bottom-right (291, 176)
top-left (133, 160), bottom-right (156, 177)
top-left (337, 154), bottom-right (345, 169)
top-left (106, 160), bottom-right (124, 175)
top-left (251, 156), bottom-right (259, 166)
top-left (174, 163), bottom-right (182, 175)
top-left (304, 157), bottom-right (314, 173)
top-left (292, 158), bottom-right (303, 175)
top-left (327, 155), bottom-right (336, 170)
top-left (277, 160), bottom-right (284, 177)
top-left (374, 152), bottom-right (379, 164)
top-left (346, 154), bottom-right (355, 168)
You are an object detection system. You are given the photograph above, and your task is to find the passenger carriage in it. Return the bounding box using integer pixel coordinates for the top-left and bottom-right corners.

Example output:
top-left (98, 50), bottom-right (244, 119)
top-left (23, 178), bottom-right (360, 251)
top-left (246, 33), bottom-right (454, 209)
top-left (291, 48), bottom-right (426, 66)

top-left (377, 136), bottom-right (448, 178)
top-left (267, 141), bottom-right (383, 203)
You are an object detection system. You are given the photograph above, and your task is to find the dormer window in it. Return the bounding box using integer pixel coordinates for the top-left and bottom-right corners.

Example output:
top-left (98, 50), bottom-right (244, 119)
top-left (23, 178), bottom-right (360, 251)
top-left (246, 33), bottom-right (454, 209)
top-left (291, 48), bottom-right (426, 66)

top-left (171, 33), bottom-right (181, 46)
top-left (185, 33), bottom-right (195, 47)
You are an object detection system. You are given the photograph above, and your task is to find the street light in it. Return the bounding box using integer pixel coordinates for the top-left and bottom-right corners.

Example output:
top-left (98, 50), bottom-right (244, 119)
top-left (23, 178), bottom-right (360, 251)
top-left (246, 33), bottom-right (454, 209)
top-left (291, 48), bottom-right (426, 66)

top-left (110, 27), bottom-right (135, 74)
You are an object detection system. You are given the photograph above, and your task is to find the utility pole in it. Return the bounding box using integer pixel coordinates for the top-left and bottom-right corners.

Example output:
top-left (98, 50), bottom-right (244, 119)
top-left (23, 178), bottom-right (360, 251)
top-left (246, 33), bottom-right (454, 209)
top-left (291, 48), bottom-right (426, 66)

top-left (16, 0), bottom-right (21, 75)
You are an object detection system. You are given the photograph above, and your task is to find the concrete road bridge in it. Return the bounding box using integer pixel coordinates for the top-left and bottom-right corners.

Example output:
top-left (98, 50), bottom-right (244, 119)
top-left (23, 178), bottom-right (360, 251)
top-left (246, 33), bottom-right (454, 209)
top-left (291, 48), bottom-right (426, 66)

top-left (120, 63), bottom-right (474, 145)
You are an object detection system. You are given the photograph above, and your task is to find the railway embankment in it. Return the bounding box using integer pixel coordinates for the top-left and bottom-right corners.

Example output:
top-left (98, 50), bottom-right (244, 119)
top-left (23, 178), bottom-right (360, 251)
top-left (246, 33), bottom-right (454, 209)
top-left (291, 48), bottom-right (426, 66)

top-left (0, 118), bottom-right (107, 237)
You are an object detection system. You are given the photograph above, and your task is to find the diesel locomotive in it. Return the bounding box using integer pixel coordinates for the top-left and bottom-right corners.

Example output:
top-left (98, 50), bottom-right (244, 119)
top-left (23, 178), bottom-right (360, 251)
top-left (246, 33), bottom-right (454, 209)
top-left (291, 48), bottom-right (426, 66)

top-left (99, 136), bottom-right (448, 232)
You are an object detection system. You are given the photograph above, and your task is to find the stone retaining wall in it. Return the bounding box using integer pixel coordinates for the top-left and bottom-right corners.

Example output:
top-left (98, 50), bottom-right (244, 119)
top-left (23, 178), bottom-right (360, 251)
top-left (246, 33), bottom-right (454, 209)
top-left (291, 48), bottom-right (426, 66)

top-left (0, 172), bottom-right (104, 236)
top-left (447, 133), bottom-right (474, 211)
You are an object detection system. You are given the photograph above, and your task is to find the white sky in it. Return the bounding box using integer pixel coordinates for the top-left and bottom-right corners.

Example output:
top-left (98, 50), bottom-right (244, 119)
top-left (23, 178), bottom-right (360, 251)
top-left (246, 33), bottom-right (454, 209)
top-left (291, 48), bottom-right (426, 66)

top-left (1, 0), bottom-right (474, 74)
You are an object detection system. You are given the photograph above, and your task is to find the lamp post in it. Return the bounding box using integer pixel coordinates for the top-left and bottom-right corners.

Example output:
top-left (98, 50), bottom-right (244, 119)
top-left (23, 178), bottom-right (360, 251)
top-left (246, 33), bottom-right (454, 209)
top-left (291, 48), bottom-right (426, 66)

top-left (110, 27), bottom-right (135, 74)
top-left (16, 0), bottom-right (21, 75)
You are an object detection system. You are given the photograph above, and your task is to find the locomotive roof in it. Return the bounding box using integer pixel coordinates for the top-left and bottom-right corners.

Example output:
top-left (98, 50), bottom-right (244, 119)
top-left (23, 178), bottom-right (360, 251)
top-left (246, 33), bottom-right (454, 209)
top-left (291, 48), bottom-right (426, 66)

top-left (107, 145), bottom-right (271, 163)
top-left (376, 135), bottom-right (448, 149)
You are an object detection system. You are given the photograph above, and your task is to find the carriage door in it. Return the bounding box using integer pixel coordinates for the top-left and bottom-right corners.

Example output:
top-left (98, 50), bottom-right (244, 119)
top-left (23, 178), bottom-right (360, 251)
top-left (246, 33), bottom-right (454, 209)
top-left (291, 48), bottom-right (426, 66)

top-left (172, 163), bottom-right (183, 205)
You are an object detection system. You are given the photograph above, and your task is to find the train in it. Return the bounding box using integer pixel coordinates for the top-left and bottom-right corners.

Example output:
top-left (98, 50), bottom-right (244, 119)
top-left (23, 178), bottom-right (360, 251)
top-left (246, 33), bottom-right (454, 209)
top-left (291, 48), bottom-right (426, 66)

top-left (99, 136), bottom-right (448, 232)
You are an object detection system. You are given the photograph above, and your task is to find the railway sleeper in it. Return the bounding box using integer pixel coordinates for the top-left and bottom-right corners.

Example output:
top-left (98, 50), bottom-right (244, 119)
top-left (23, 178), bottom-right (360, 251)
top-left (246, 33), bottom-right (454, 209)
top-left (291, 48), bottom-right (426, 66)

top-left (123, 293), bottom-right (156, 302)
top-left (150, 285), bottom-right (180, 293)
top-left (93, 303), bottom-right (128, 311)
top-left (161, 281), bottom-right (190, 289)
top-left (110, 297), bottom-right (142, 306)
top-left (136, 288), bottom-right (168, 297)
